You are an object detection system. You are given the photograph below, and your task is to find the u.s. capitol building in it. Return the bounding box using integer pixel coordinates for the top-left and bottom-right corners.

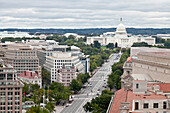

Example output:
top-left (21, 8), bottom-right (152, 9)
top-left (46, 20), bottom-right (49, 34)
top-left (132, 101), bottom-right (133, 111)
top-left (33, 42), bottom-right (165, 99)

top-left (86, 19), bottom-right (155, 48)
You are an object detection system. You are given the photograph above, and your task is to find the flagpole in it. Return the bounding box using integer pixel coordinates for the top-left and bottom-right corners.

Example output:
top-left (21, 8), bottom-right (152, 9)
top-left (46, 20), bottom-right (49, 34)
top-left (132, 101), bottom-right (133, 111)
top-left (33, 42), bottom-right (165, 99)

top-left (43, 84), bottom-right (45, 106)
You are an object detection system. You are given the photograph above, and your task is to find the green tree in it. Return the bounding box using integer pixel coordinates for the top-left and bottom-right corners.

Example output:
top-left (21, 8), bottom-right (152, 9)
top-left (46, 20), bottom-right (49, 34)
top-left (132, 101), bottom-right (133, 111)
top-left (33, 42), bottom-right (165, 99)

top-left (31, 84), bottom-right (40, 92)
top-left (70, 79), bottom-right (82, 92)
top-left (106, 43), bottom-right (114, 49)
top-left (164, 40), bottom-right (170, 48)
top-left (132, 42), bottom-right (150, 47)
top-left (77, 73), bottom-right (90, 84)
top-left (94, 41), bottom-right (101, 49)
top-left (42, 67), bottom-right (51, 85)
top-left (45, 102), bottom-right (55, 113)
top-left (26, 106), bottom-right (49, 113)
top-left (23, 83), bottom-right (29, 95)
top-left (83, 89), bottom-right (112, 113)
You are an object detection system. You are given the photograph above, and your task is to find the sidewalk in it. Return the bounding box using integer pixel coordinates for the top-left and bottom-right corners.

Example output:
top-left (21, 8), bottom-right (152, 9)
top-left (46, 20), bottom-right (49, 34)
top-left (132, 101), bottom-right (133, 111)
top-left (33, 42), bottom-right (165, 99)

top-left (55, 105), bottom-right (65, 113)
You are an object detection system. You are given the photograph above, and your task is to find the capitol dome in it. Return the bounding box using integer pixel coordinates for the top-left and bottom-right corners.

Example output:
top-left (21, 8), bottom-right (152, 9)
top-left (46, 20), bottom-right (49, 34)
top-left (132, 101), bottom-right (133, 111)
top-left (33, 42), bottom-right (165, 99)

top-left (115, 19), bottom-right (127, 35)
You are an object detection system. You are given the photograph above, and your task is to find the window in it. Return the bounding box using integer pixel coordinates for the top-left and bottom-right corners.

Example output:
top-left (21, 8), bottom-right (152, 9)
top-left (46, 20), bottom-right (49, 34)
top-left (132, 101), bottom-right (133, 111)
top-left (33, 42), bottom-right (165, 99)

top-left (153, 103), bottom-right (159, 108)
top-left (135, 102), bottom-right (139, 110)
top-left (143, 103), bottom-right (149, 109)
top-left (163, 102), bottom-right (167, 109)
top-left (136, 84), bottom-right (139, 89)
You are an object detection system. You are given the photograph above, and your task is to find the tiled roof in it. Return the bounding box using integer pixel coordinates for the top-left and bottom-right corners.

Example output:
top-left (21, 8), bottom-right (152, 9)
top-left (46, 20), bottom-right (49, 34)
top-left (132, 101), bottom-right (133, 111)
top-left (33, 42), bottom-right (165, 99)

top-left (110, 88), bottom-right (127, 113)
top-left (155, 83), bottom-right (170, 93)
top-left (127, 56), bottom-right (132, 62)
top-left (18, 71), bottom-right (40, 79)
top-left (110, 87), bottom-right (166, 113)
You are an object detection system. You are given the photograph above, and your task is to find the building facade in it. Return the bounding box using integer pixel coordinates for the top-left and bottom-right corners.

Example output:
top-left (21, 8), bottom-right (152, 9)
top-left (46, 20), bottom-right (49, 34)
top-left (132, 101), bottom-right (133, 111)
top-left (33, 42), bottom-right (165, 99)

top-left (109, 80), bottom-right (170, 113)
top-left (0, 44), bottom-right (41, 76)
top-left (0, 60), bottom-right (24, 113)
top-left (121, 48), bottom-right (170, 88)
top-left (57, 66), bottom-right (77, 86)
top-left (44, 52), bottom-right (84, 83)
top-left (0, 31), bottom-right (34, 38)
top-left (18, 70), bottom-right (42, 88)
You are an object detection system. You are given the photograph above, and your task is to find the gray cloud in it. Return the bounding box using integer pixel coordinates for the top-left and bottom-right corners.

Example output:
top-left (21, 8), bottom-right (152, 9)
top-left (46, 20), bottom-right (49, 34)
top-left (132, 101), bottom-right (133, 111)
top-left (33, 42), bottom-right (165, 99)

top-left (0, 0), bottom-right (170, 28)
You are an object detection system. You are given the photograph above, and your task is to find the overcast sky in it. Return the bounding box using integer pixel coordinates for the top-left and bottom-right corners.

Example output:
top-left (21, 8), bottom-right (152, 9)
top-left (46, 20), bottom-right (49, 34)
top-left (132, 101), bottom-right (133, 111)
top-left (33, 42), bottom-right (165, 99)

top-left (0, 0), bottom-right (170, 28)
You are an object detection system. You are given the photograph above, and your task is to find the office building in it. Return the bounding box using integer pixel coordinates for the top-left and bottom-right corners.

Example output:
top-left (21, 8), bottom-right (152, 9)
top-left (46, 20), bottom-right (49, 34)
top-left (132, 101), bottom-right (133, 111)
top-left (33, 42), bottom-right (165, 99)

top-left (57, 66), bottom-right (77, 86)
top-left (0, 60), bottom-right (24, 113)
top-left (44, 52), bottom-right (84, 83)
top-left (0, 43), bottom-right (41, 76)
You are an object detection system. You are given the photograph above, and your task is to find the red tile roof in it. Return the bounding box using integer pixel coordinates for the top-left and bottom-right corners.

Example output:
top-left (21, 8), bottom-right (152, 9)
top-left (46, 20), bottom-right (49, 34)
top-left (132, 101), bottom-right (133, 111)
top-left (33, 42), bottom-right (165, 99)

top-left (18, 71), bottom-right (40, 79)
top-left (155, 83), bottom-right (170, 93)
top-left (110, 87), bottom-right (166, 113)
top-left (127, 56), bottom-right (132, 62)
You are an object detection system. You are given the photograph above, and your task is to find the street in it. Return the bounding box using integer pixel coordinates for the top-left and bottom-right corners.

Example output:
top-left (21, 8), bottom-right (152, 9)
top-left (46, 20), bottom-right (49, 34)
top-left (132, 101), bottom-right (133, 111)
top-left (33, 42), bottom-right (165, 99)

top-left (60, 54), bottom-right (120, 113)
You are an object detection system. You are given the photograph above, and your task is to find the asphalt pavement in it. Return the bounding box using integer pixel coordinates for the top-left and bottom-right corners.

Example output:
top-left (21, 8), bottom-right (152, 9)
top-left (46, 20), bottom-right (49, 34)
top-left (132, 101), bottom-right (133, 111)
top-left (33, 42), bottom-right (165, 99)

top-left (60, 53), bottom-right (121, 113)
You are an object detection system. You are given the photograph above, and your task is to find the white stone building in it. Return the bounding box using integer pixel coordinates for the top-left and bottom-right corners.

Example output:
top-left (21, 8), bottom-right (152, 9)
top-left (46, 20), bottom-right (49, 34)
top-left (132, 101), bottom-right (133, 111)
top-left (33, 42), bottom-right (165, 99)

top-left (44, 52), bottom-right (84, 83)
top-left (86, 20), bottom-right (155, 48)
top-left (64, 33), bottom-right (85, 40)
top-left (0, 31), bottom-right (34, 38)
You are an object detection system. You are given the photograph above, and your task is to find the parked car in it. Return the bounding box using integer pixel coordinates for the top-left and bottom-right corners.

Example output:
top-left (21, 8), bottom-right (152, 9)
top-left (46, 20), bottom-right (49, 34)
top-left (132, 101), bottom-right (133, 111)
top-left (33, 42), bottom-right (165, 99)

top-left (88, 83), bottom-right (92, 87)
top-left (97, 91), bottom-right (100, 95)
top-left (65, 103), bottom-right (69, 107)
top-left (83, 84), bottom-right (87, 88)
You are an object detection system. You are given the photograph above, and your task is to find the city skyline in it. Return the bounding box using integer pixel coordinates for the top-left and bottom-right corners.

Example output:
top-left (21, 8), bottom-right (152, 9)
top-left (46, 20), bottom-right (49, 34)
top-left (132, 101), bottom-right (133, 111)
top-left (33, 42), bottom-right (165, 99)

top-left (0, 0), bottom-right (170, 28)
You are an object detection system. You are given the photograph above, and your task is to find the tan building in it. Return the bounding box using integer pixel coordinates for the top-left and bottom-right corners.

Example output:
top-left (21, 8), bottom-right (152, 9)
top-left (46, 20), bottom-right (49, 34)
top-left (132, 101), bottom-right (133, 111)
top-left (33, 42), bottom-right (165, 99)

top-left (122, 48), bottom-right (170, 88)
top-left (0, 60), bottom-right (24, 113)
top-left (132, 52), bottom-right (170, 83)
top-left (57, 66), bottom-right (77, 86)
top-left (0, 43), bottom-right (41, 76)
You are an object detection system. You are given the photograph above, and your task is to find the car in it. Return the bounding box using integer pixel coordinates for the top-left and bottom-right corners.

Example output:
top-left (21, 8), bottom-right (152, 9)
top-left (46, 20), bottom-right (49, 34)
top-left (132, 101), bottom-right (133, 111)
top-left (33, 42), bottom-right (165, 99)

top-left (65, 103), bottom-right (69, 107)
top-left (69, 98), bottom-right (72, 103)
top-left (97, 91), bottom-right (100, 95)
top-left (83, 84), bottom-right (87, 88)
top-left (88, 83), bottom-right (92, 87)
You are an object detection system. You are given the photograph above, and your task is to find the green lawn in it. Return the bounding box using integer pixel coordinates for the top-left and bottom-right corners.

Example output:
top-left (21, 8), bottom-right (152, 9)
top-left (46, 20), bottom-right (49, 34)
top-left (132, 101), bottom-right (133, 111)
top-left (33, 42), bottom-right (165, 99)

top-left (101, 46), bottom-right (107, 50)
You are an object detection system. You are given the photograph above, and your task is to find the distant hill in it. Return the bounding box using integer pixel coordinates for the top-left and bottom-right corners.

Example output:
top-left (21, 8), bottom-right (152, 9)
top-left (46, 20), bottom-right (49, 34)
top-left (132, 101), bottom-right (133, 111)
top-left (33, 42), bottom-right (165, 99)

top-left (1, 28), bottom-right (170, 35)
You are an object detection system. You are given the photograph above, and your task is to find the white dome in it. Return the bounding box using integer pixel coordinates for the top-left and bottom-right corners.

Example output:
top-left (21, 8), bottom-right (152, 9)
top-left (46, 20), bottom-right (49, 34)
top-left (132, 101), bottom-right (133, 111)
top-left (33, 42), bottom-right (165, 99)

top-left (115, 22), bottom-right (127, 35)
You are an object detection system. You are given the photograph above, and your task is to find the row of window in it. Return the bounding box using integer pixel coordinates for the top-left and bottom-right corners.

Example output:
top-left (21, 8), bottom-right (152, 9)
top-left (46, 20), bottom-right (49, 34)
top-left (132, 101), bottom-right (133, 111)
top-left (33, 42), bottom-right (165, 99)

top-left (0, 111), bottom-right (20, 113)
top-left (15, 60), bottom-right (38, 62)
top-left (55, 60), bottom-right (72, 62)
top-left (135, 102), bottom-right (167, 110)
top-left (0, 106), bottom-right (20, 110)
top-left (0, 88), bottom-right (19, 90)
